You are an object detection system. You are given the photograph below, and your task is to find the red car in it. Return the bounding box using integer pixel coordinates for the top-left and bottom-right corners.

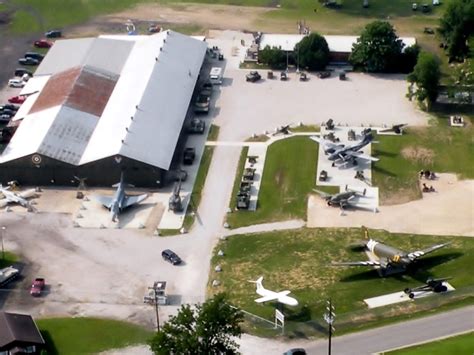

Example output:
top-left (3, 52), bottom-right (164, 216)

top-left (30, 278), bottom-right (45, 297)
top-left (8, 95), bottom-right (27, 104)
top-left (34, 39), bottom-right (52, 48)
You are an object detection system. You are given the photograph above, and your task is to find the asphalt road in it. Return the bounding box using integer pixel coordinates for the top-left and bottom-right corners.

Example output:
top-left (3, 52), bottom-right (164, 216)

top-left (240, 305), bottom-right (474, 354)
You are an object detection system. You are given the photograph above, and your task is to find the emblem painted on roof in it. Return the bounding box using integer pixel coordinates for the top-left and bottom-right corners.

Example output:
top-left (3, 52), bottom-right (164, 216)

top-left (114, 156), bottom-right (122, 164)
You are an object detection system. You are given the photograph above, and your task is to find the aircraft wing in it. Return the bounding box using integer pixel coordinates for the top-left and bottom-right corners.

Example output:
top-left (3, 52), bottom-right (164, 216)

top-left (345, 150), bottom-right (379, 162)
top-left (123, 193), bottom-right (148, 209)
top-left (254, 294), bottom-right (279, 303)
top-left (18, 189), bottom-right (36, 199)
top-left (277, 290), bottom-right (291, 296)
top-left (332, 260), bottom-right (381, 267)
top-left (93, 195), bottom-right (113, 209)
top-left (310, 136), bottom-right (343, 149)
top-left (407, 242), bottom-right (451, 261)
top-left (313, 189), bottom-right (331, 199)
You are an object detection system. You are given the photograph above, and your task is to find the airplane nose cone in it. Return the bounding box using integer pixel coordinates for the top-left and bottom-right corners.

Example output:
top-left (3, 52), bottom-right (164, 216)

top-left (289, 299), bottom-right (299, 306)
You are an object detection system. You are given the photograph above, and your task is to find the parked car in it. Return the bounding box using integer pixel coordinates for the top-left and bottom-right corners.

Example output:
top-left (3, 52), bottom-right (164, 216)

top-left (246, 71), bottom-right (261, 82)
top-left (14, 68), bottom-right (33, 77)
top-left (30, 278), bottom-right (45, 297)
top-left (183, 147), bottom-right (196, 165)
top-left (187, 118), bottom-right (206, 133)
top-left (8, 78), bottom-right (26, 88)
top-left (299, 72), bottom-right (308, 81)
top-left (8, 95), bottom-right (27, 104)
top-left (283, 349), bottom-right (306, 355)
top-left (34, 39), bottom-right (53, 48)
top-left (18, 57), bottom-right (39, 66)
top-left (280, 71), bottom-right (288, 81)
top-left (318, 71), bottom-right (331, 79)
top-left (0, 114), bottom-right (12, 123)
top-left (161, 249), bottom-right (182, 265)
top-left (148, 25), bottom-right (161, 33)
top-left (45, 30), bottom-right (62, 38)
top-left (0, 109), bottom-right (15, 118)
top-left (25, 52), bottom-right (44, 61)
top-left (0, 104), bottom-right (19, 112)
top-left (194, 93), bottom-right (210, 114)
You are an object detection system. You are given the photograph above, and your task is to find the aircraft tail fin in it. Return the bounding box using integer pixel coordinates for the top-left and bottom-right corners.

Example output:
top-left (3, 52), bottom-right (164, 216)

top-left (249, 276), bottom-right (264, 292)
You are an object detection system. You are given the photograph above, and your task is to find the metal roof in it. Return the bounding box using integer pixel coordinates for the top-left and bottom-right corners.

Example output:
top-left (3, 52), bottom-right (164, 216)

top-left (0, 312), bottom-right (45, 349)
top-left (259, 34), bottom-right (417, 53)
top-left (0, 31), bottom-right (207, 170)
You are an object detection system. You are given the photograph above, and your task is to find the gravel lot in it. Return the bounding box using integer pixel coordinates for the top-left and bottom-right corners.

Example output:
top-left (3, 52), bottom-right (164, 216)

top-left (214, 69), bottom-right (431, 141)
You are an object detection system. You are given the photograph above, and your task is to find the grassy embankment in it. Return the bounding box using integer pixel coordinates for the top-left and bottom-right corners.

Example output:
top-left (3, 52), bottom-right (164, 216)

top-left (209, 227), bottom-right (474, 337)
top-left (387, 331), bottom-right (474, 354)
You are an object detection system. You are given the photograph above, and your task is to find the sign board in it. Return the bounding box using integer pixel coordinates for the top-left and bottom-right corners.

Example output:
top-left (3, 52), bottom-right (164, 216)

top-left (275, 309), bottom-right (285, 331)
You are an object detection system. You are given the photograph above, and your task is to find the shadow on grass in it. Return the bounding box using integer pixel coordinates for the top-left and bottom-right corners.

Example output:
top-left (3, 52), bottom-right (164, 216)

top-left (285, 304), bottom-right (312, 322)
top-left (373, 149), bottom-right (398, 158)
top-left (40, 330), bottom-right (58, 355)
top-left (372, 164), bottom-right (397, 177)
top-left (415, 252), bottom-right (464, 271)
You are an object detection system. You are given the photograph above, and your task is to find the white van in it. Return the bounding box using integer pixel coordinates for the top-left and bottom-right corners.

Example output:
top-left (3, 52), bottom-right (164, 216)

top-left (209, 67), bottom-right (223, 85)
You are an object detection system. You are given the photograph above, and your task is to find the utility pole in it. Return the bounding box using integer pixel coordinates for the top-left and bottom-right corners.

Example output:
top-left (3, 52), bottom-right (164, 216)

top-left (148, 284), bottom-right (160, 332)
top-left (1, 226), bottom-right (5, 261)
top-left (324, 298), bottom-right (335, 355)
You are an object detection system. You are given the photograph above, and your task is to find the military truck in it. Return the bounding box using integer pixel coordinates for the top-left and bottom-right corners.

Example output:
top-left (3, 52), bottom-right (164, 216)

top-left (183, 148), bottom-right (196, 165)
top-left (187, 118), bottom-right (205, 134)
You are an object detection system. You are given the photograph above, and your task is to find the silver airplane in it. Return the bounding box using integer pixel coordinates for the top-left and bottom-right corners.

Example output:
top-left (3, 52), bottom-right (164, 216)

top-left (0, 185), bottom-right (36, 212)
top-left (93, 173), bottom-right (148, 222)
top-left (310, 132), bottom-right (379, 166)
top-left (333, 228), bottom-right (450, 276)
top-left (313, 186), bottom-right (367, 209)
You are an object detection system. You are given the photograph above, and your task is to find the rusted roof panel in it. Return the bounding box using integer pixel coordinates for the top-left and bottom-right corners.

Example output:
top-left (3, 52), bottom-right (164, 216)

top-left (29, 67), bottom-right (81, 114)
top-left (66, 67), bottom-right (117, 117)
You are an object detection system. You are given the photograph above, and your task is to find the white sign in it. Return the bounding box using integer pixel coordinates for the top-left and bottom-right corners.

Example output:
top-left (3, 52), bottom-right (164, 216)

top-left (275, 309), bottom-right (285, 330)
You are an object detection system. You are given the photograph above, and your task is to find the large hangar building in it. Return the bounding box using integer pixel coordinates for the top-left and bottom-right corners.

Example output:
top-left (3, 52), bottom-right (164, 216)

top-left (0, 31), bottom-right (207, 187)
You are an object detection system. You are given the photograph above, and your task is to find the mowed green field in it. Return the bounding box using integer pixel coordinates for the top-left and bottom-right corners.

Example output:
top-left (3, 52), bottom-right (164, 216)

top-left (209, 228), bottom-right (474, 336)
top-left (227, 136), bottom-right (317, 228)
top-left (388, 332), bottom-right (474, 354)
top-left (373, 115), bottom-right (474, 204)
top-left (0, 251), bottom-right (18, 269)
top-left (38, 317), bottom-right (152, 354)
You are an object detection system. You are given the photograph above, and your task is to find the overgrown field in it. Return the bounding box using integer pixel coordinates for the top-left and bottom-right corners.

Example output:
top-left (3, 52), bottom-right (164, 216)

top-left (209, 228), bottom-right (474, 336)
top-left (226, 136), bottom-right (317, 228)
top-left (38, 317), bottom-right (152, 354)
top-left (373, 115), bottom-right (474, 204)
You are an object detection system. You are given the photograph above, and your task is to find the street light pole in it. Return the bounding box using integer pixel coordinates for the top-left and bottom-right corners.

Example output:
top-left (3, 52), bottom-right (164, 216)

top-left (324, 298), bottom-right (335, 355)
top-left (1, 227), bottom-right (5, 261)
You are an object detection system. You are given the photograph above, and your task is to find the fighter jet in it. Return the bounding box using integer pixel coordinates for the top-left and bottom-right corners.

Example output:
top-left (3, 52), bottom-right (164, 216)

top-left (0, 185), bottom-right (36, 212)
top-left (333, 228), bottom-right (451, 276)
top-left (379, 124), bottom-right (407, 134)
top-left (93, 173), bottom-right (148, 222)
top-left (249, 276), bottom-right (298, 306)
top-left (403, 277), bottom-right (452, 299)
top-left (310, 132), bottom-right (379, 166)
top-left (313, 186), bottom-right (366, 209)
top-left (272, 124), bottom-right (292, 136)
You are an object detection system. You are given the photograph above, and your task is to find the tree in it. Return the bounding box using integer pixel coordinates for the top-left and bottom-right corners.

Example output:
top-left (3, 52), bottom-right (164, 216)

top-left (407, 52), bottom-right (441, 108)
top-left (439, 0), bottom-right (474, 61)
top-left (148, 293), bottom-right (243, 355)
top-left (259, 45), bottom-right (287, 69)
top-left (398, 44), bottom-right (420, 73)
top-left (350, 21), bottom-right (404, 72)
top-left (294, 32), bottom-right (330, 71)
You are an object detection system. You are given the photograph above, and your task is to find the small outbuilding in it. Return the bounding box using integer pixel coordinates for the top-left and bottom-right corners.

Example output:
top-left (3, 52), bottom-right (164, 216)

top-left (0, 312), bottom-right (45, 354)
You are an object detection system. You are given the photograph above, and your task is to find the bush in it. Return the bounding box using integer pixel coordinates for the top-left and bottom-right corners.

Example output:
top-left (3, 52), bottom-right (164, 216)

top-left (258, 45), bottom-right (287, 69)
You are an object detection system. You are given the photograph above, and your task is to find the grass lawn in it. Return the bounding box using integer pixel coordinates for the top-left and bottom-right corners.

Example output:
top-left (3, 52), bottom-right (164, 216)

top-left (226, 136), bottom-right (317, 228)
top-left (209, 227), bottom-right (474, 337)
top-left (159, 146), bottom-right (214, 235)
top-left (387, 332), bottom-right (474, 354)
top-left (37, 317), bottom-right (152, 354)
top-left (373, 115), bottom-right (474, 204)
top-left (207, 124), bottom-right (220, 141)
top-left (0, 252), bottom-right (18, 269)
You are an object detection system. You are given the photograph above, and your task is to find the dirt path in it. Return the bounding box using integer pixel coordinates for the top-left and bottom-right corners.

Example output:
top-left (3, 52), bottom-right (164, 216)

top-left (308, 174), bottom-right (474, 236)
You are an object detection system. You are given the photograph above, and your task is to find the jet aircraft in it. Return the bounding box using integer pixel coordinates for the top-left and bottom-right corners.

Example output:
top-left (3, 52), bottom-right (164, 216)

top-left (333, 228), bottom-right (450, 276)
top-left (0, 185), bottom-right (36, 211)
top-left (403, 277), bottom-right (452, 299)
top-left (249, 276), bottom-right (298, 306)
top-left (93, 173), bottom-right (148, 222)
top-left (310, 132), bottom-right (379, 166)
